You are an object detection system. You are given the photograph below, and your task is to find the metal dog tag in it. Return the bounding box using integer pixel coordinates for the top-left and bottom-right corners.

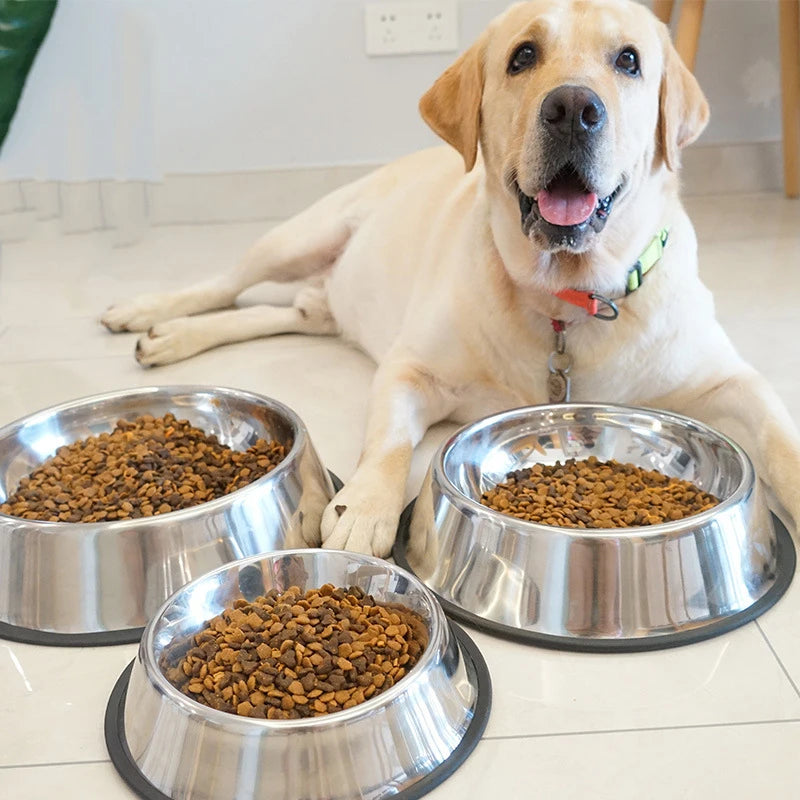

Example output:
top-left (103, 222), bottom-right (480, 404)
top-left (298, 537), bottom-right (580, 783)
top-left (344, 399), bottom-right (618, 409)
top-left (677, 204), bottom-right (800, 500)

top-left (547, 369), bottom-right (571, 403)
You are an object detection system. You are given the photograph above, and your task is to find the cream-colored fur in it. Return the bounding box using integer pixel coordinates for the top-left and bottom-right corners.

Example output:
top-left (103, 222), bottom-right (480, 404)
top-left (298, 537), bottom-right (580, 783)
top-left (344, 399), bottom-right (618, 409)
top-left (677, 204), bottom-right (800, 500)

top-left (102, 0), bottom-right (800, 556)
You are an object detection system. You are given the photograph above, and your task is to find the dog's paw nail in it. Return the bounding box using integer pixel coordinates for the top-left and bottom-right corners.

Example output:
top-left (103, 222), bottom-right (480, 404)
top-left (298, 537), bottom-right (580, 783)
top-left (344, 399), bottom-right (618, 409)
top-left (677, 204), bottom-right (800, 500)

top-left (335, 504), bottom-right (347, 516)
top-left (147, 327), bottom-right (155, 338)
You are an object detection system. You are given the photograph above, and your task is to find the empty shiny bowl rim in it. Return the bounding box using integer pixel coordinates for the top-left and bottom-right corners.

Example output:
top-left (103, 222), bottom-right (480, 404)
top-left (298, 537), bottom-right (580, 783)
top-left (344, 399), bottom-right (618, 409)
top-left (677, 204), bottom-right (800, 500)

top-left (435, 402), bottom-right (754, 537)
top-left (0, 385), bottom-right (308, 531)
top-left (140, 548), bottom-right (450, 731)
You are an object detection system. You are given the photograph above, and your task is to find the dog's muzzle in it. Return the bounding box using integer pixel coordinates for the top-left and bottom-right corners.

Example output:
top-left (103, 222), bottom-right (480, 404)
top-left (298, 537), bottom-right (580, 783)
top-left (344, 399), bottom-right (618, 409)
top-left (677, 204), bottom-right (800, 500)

top-left (513, 84), bottom-right (624, 251)
top-left (516, 167), bottom-right (623, 251)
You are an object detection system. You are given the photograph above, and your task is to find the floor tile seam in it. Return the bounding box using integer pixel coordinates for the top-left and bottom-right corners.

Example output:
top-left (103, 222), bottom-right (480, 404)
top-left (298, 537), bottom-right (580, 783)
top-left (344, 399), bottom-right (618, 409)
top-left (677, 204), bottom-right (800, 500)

top-left (3, 225), bottom-right (113, 241)
top-left (0, 315), bottom-right (106, 326)
top-left (755, 620), bottom-right (800, 700)
top-left (0, 341), bottom-right (347, 366)
top-left (0, 758), bottom-right (110, 771)
top-left (0, 311), bottom-right (342, 330)
top-left (149, 217), bottom-right (288, 230)
top-left (699, 235), bottom-right (800, 247)
top-left (2, 719), bottom-right (799, 769)
top-left (481, 717), bottom-right (800, 742)
top-left (0, 335), bottom-right (356, 366)
top-left (0, 353), bottom-right (136, 366)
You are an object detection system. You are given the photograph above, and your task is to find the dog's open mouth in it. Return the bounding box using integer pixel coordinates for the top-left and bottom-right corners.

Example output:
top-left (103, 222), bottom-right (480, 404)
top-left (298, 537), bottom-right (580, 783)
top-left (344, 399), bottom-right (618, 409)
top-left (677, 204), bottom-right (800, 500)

top-left (516, 165), bottom-right (623, 243)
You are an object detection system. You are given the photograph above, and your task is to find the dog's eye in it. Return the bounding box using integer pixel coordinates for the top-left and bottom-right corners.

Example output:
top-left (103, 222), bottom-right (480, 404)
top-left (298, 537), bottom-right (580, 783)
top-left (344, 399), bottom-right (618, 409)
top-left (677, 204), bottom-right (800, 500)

top-left (615, 47), bottom-right (640, 76)
top-left (508, 43), bottom-right (536, 75)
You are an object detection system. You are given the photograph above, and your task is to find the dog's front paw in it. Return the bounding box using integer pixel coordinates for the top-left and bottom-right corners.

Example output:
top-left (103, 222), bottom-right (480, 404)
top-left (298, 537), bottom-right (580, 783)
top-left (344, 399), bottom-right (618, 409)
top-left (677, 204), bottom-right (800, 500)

top-left (135, 318), bottom-right (209, 367)
top-left (101, 293), bottom-right (180, 333)
top-left (320, 478), bottom-right (403, 558)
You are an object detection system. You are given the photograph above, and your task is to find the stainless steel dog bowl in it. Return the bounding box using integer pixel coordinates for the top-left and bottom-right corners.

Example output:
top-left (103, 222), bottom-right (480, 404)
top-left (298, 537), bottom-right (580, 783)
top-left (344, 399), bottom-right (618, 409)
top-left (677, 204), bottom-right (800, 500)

top-left (0, 386), bottom-right (337, 646)
top-left (394, 404), bottom-right (795, 651)
top-left (105, 549), bottom-right (490, 800)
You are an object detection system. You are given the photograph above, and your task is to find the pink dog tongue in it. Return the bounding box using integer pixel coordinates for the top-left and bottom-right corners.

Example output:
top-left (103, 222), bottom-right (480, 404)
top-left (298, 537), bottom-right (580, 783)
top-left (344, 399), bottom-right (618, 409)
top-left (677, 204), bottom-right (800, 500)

top-left (537, 185), bottom-right (598, 227)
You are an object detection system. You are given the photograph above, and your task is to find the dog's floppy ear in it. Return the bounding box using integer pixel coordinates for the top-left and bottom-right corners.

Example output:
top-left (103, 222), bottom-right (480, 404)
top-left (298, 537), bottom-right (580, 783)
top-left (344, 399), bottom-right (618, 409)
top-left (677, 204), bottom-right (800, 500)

top-left (657, 30), bottom-right (709, 171)
top-left (419, 35), bottom-right (486, 172)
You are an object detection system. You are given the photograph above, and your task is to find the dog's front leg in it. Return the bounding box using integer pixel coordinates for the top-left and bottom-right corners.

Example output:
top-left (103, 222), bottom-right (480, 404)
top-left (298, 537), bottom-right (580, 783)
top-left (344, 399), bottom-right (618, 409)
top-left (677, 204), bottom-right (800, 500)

top-left (321, 359), bottom-right (456, 557)
top-left (676, 367), bottom-right (800, 536)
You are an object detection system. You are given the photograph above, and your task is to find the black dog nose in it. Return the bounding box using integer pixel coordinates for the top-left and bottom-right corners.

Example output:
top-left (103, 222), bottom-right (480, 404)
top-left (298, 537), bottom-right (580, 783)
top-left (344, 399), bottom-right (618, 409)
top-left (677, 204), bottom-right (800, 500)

top-left (540, 85), bottom-right (606, 139)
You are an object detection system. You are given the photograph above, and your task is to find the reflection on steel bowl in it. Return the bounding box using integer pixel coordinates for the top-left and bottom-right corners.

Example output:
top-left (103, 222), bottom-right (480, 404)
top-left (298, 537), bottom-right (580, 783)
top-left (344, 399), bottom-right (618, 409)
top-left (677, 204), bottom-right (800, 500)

top-left (106, 550), bottom-right (491, 800)
top-left (0, 386), bottom-right (335, 643)
top-left (396, 403), bottom-right (794, 650)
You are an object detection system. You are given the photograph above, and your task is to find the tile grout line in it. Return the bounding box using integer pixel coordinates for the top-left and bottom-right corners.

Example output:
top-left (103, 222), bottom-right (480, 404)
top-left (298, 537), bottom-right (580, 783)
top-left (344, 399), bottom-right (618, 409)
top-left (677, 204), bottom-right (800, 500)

top-left (0, 353), bottom-right (139, 367)
top-left (0, 334), bottom-right (340, 366)
top-left (3, 719), bottom-right (799, 770)
top-left (150, 217), bottom-right (286, 229)
top-left (0, 758), bottom-right (110, 771)
top-left (755, 620), bottom-right (800, 700)
top-left (0, 343), bottom-right (336, 367)
top-left (97, 180), bottom-right (108, 231)
top-left (482, 717), bottom-right (800, 742)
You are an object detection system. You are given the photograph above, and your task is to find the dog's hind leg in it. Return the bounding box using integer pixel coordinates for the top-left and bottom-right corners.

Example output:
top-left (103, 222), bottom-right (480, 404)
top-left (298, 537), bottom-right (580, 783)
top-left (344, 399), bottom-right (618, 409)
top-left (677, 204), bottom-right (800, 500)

top-left (134, 283), bottom-right (338, 366)
top-left (101, 179), bottom-right (365, 333)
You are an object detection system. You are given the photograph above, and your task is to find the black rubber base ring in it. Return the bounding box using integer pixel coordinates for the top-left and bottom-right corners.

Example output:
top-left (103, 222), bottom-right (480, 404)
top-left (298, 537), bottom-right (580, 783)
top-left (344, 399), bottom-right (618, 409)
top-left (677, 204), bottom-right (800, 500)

top-left (393, 500), bottom-right (796, 653)
top-left (105, 622), bottom-right (491, 800)
top-left (0, 621), bottom-right (145, 648)
top-left (0, 471), bottom-right (344, 648)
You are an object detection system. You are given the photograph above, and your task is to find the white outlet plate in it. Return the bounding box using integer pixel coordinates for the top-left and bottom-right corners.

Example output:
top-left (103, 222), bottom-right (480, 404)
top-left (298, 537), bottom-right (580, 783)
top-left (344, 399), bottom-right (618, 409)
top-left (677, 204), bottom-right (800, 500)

top-left (364, 1), bottom-right (458, 56)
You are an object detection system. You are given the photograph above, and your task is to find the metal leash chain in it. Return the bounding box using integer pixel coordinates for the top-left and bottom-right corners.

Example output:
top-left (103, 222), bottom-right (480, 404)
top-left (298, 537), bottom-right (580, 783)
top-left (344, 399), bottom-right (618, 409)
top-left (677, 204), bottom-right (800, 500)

top-left (547, 324), bottom-right (572, 403)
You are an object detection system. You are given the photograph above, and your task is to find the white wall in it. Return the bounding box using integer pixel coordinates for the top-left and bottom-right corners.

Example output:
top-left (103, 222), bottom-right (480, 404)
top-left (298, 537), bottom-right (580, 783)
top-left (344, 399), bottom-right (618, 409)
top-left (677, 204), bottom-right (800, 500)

top-left (0, 0), bottom-right (784, 181)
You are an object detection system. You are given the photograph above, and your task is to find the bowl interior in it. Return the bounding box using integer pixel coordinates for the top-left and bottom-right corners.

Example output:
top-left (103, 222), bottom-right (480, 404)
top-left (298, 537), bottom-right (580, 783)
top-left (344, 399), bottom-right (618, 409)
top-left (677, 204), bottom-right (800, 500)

top-left (442, 405), bottom-right (746, 508)
top-left (0, 387), bottom-right (297, 505)
top-left (149, 551), bottom-right (438, 695)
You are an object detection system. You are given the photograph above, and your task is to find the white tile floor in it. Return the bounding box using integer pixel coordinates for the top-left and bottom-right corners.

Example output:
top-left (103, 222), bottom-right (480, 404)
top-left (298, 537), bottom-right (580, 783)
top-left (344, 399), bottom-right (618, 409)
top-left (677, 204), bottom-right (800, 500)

top-left (1, 193), bottom-right (799, 799)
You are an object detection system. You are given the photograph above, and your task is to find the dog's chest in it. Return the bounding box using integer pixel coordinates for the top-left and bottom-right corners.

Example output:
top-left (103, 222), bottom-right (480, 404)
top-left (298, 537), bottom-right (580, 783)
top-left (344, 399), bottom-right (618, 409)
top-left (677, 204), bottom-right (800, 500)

top-left (463, 319), bottom-right (686, 412)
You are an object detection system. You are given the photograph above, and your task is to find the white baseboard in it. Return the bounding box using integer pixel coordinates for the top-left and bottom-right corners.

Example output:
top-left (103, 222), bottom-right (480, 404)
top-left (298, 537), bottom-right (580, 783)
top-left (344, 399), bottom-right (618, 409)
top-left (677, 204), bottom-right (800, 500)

top-left (0, 141), bottom-right (787, 242)
top-left (680, 140), bottom-right (783, 196)
top-left (145, 164), bottom-right (377, 225)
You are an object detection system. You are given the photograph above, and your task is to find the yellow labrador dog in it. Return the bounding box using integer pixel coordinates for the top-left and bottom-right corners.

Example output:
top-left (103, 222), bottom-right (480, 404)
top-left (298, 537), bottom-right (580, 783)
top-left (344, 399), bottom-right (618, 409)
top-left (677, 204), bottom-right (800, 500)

top-left (103, 0), bottom-right (800, 556)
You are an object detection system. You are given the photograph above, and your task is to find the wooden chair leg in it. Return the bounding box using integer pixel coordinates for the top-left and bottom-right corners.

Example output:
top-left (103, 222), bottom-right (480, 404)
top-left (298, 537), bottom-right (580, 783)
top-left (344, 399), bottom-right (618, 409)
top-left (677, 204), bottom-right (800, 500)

top-left (674, 0), bottom-right (706, 72)
top-left (779, 0), bottom-right (800, 198)
top-left (653, 0), bottom-right (675, 24)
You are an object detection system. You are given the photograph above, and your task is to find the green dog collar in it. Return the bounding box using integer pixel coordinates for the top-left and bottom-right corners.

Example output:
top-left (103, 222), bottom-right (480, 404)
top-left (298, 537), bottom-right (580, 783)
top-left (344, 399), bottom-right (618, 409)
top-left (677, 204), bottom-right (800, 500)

top-left (626, 227), bottom-right (669, 295)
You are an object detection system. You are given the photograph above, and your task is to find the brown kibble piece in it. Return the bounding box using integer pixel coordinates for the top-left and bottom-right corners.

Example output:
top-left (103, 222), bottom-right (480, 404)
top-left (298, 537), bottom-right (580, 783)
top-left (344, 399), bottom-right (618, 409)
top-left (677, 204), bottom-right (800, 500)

top-left (334, 689), bottom-right (351, 705)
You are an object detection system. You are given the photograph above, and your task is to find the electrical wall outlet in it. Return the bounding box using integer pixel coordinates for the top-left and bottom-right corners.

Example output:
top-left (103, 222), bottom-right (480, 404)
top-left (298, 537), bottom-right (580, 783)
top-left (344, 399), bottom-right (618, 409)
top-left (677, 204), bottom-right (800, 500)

top-left (364, 1), bottom-right (458, 56)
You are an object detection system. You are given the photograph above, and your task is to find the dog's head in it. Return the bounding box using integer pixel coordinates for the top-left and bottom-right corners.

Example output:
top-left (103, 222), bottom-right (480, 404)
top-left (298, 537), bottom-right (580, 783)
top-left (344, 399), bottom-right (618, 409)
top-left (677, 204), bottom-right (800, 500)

top-left (420, 0), bottom-right (708, 259)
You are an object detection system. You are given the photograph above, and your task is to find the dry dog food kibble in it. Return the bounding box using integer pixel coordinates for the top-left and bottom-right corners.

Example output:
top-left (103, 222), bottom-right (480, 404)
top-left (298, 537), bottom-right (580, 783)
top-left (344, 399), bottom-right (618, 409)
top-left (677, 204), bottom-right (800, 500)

top-left (481, 456), bottom-right (719, 528)
top-left (164, 584), bottom-right (427, 719)
top-left (0, 413), bottom-right (286, 522)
